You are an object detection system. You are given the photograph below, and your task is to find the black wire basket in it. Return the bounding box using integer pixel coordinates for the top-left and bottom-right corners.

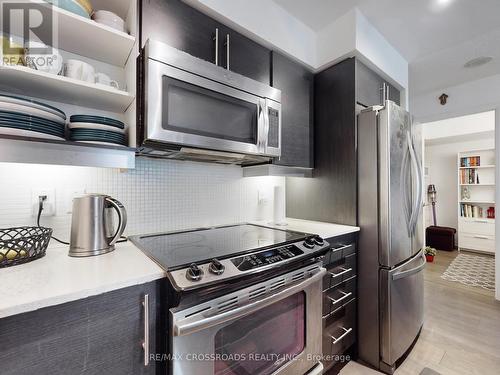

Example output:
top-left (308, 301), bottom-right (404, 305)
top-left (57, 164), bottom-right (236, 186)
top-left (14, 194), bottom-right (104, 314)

top-left (0, 227), bottom-right (52, 268)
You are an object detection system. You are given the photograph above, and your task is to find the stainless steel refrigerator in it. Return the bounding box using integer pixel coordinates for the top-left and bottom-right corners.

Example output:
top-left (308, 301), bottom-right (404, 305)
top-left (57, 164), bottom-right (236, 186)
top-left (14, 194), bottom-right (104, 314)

top-left (357, 101), bottom-right (425, 374)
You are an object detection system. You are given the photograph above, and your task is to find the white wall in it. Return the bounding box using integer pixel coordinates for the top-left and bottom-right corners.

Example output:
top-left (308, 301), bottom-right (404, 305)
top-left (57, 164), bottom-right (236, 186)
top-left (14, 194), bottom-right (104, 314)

top-left (495, 109), bottom-right (500, 301)
top-left (0, 159), bottom-right (284, 240)
top-left (424, 111), bottom-right (495, 140)
top-left (412, 74), bottom-right (500, 123)
top-left (425, 138), bottom-right (494, 242)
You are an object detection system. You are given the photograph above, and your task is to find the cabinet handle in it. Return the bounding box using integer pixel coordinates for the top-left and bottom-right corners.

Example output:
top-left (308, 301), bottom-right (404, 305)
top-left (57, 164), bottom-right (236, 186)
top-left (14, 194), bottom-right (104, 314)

top-left (327, 291), bottom-right (353, 305)
top-left (142, 294), bottom-right (150, 367)
top-left (330, 327), bottom-right (353, 345)
top-left (380, 83), bottom-right (386, 104)
top-left (224, 34), bottom-right (230, 70)
top-left (329, 267), bottom-right (352, 279)
top-left (386, 84), bottom-right (390, 101)
top-left (474, 220), bottom-right (488, 223)
top-left (213, 28), bottom-right (219, 66)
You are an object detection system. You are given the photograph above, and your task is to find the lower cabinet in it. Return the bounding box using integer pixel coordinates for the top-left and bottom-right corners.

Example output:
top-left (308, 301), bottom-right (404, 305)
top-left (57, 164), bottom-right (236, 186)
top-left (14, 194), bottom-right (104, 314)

top-left (321, 237), bottom-right (358, 373)
top-left (0, 280), bottom-right (163, 375)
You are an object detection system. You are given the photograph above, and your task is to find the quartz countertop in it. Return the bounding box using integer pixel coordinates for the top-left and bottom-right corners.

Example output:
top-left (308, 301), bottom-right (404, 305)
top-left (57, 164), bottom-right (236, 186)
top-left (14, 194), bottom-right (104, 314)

top-left (0, 241), bottom-right (165, 319)
top-left (251, 217), bottom-right (360, 239)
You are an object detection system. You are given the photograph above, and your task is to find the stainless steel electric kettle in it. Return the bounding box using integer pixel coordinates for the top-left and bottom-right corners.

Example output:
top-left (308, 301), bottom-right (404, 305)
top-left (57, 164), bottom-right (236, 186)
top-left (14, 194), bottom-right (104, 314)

top-left (69, 194), bottom-right (127, 257)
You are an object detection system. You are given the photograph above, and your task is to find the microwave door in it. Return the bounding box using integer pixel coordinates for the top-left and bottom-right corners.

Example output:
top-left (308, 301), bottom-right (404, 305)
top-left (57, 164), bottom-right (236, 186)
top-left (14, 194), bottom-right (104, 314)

top-left (146, 59), bottom-right (264, 156)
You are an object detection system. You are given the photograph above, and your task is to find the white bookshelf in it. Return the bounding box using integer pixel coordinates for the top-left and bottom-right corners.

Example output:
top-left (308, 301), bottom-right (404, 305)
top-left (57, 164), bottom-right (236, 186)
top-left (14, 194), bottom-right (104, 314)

top-left (457, 149), bottom-right (495, 254)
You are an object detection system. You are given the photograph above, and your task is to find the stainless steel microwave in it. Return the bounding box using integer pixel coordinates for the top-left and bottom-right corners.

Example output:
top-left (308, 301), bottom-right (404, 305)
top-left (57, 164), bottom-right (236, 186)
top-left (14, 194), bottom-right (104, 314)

top-left (138, 40), bottom-right (282, 165)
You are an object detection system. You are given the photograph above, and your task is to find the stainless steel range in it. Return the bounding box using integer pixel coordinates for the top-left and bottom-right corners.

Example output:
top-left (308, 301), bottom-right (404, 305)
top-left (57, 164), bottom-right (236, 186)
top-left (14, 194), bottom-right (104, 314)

top-left (131, 224), bottom-right (328, 375)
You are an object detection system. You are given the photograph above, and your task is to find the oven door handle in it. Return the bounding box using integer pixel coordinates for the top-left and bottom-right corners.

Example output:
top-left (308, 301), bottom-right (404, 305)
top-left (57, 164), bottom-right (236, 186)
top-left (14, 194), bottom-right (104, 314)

top-left (173, 268), bottom-right (326, 337)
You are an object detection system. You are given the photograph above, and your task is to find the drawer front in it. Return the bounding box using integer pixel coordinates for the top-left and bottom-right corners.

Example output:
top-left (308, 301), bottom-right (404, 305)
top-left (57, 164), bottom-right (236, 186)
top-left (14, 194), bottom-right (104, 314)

top-left (322, 298), bottom-right (356, 370)
top-left (459, 233), bottom-right (495, 252)
top-left (328, 253), bottom-right (357, 285)
top-left (459, 220), bottom-right (495, 236)
top-left (325, 243), bottom-right (356, 266)
top-left (323, 276), bottom-right (356, 317)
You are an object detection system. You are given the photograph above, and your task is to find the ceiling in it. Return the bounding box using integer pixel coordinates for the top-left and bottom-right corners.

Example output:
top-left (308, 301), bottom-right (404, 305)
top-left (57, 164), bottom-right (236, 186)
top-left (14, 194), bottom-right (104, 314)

top-left (273, 0), bottom-right (500, 94)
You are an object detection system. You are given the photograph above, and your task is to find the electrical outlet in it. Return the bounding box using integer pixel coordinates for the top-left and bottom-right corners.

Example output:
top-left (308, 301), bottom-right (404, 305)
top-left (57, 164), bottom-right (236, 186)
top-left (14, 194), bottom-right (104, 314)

top-left (258, 189), bottom-right (270, 205)
top-left (32, 189), bottom-right (56, 217)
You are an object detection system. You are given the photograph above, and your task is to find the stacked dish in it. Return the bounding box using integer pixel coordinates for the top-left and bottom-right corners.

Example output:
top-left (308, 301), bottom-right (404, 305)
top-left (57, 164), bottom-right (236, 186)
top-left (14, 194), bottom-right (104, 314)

top-left (44, 0), bottom-right (91, 19)
top-left (69, 115), bottom-right (127, 146)
top-left (0, 95), bottom-right (66, 140)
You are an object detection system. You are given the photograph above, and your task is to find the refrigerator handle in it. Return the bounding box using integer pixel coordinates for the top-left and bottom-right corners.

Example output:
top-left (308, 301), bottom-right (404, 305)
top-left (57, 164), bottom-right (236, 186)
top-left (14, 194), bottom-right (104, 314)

top-left (400, 137), bottom-right (412, 236)
top-left (408, 131), bottom-right (423, 235)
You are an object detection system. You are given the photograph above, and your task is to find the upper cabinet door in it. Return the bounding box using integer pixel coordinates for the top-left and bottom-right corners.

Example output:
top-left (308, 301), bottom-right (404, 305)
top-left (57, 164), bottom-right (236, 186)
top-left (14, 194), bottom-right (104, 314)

top-left (356, 60), bottom-right (400, 107)
top-left (218, 25), bottom-right (271, 85)
top-left (140, 1), bottom-right (271, 84)
top-left (141, 0), bottom-right (221, 65)
top-left (271, 51), bottom-right (314, 168)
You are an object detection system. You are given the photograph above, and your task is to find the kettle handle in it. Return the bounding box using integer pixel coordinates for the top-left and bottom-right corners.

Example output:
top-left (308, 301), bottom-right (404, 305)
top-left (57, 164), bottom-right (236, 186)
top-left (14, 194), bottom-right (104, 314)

top-left (105, 197), bottom-right (127, 246)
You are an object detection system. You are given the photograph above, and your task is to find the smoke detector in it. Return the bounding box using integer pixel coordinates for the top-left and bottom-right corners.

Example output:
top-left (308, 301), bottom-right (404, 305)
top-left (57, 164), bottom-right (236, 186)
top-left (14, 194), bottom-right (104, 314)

top-left (464, 56), bottom-right (493, 68)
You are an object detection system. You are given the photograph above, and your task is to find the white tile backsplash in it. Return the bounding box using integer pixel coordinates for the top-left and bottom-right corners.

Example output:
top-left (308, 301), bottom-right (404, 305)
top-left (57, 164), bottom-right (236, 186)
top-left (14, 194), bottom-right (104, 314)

top-left (0, 158), bottom-right (284, 240)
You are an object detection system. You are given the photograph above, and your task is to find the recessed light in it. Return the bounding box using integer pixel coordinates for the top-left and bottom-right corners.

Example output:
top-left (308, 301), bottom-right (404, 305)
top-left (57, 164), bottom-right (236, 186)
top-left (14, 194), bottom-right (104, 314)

top-left (437, 0), bottom-right (454, 5)
top-left (464, 56), bottom-right (493, 68)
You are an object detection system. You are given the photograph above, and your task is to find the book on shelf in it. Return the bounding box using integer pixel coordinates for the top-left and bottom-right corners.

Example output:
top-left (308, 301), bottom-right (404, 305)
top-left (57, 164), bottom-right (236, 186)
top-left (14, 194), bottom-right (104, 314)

top-left (460, 156), bottom-right (480, 167)
top-left (460, 204), bottom-right (484, 218)
top-left (459, 169), bottom-right (480, 184)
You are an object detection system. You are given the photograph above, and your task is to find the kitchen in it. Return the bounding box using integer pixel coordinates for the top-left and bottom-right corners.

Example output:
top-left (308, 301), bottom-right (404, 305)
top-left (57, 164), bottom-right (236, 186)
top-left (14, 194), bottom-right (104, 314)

top-left (1, 1), bottom-right (499, 375)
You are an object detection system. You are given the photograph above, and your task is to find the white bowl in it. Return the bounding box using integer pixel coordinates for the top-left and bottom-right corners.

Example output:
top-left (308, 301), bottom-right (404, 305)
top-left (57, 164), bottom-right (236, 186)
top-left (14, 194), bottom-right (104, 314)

top-left (93, 18), bottom-right (127, 33)
top-left (92, 10), bottom-right (124, 25)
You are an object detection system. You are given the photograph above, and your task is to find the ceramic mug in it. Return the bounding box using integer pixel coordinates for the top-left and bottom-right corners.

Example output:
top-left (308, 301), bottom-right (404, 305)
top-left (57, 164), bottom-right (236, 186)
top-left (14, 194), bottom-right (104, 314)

top-left (65, 59), bottom-right (95, 83)
top-left (95, 72), bottom-right (119, 89)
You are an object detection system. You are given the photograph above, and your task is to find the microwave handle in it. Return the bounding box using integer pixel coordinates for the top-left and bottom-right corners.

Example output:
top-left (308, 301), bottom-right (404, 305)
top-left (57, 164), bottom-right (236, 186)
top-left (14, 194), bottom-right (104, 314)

top-left (258, 101), bottom-right (265, 151)
top-left (173, 268), bottom-right (326, 337)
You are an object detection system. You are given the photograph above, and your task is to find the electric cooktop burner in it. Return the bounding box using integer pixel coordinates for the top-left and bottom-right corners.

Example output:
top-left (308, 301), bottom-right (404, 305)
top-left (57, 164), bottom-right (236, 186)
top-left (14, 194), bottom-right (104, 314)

top-left (131, 224), bottom-right (309, 270)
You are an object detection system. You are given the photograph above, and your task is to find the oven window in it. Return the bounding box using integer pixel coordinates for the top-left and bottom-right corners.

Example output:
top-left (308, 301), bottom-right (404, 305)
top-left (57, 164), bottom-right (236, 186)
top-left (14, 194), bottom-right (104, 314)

top-left (214, 292), bottom-right (305, 375)
top-left (162, 77), bottom-right (258, 144)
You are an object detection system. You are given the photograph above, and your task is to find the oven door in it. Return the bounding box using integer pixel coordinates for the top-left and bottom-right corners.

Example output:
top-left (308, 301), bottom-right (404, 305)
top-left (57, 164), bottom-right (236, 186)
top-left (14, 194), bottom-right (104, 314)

top-left (145, 58), bottom-right (275, 157)
top-left (170, 264), bottom-right (325, 375)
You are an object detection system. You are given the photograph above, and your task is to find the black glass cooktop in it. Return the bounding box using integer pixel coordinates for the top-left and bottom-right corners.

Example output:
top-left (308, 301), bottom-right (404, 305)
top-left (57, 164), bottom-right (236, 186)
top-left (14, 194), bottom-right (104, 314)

top-left (131, 224), bottom-right (309, 270)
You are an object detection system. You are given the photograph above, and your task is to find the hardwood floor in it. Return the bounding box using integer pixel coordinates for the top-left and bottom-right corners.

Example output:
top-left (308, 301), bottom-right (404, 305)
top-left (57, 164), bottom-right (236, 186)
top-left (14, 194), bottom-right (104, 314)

top-left (340, 250), bottom-right (500, 375)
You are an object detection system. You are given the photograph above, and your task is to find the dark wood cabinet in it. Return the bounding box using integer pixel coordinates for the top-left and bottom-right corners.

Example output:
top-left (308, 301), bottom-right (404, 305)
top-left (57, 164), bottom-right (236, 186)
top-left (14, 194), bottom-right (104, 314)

top-left (287, 58), bottom-right (357, 225)
top-left (218, 25), bottom-right (271, 85)
top-left (0, 281), bottom-right (164, 375)
top-left (271, 51), bottom-right (314, 168)
top-left (356, 60), bottom-right (400, 107)
top-left (287, 57), bottom-right (403, 225)
top-left (140, 0), bottom-right (271, 84)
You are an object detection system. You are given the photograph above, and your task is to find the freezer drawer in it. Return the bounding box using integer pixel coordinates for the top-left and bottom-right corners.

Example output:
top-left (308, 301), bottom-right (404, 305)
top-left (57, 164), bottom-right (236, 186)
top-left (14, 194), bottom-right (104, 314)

top-left (380, 250), bottom-right (425, 368)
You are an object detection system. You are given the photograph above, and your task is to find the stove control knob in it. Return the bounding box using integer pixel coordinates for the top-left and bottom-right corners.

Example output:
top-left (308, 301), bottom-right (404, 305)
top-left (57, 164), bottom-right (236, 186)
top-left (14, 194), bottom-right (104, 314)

top-left (303, 238), bottom-right (315, 249)
top-left (186, 263), bottom-right (203, 281)
top-left (313, 236), bottom-right (325, 246)
top-left (209, 258), bottom-right (225, 275)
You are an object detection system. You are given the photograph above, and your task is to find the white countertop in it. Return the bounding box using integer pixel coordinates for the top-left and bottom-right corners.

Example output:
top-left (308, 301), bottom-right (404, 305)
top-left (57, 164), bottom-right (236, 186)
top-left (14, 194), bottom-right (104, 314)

top-left (0, 242), bottom-right (165, 319)
top-left (0, 219), bottom-right (358, 319)
top-left (252, 218), bottom-right (360, 239)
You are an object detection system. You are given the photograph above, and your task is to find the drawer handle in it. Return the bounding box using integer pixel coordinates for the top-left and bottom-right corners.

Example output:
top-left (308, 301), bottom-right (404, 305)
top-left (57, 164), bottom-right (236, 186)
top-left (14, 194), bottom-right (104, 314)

top-left (329, 267), bottom-right (352, 279)
top-left (473, 235), bottom-right (489, 239)
top-left (142, 294), bottom-right (150, 367)
top-left (328, 291), bottom-right (353, 305)
top-left (473, 220), bottom-right (488, 223)
top-left (330, 327), bottom-right (353, 345)
top-left (329, 244), bottom-right (352, 254)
